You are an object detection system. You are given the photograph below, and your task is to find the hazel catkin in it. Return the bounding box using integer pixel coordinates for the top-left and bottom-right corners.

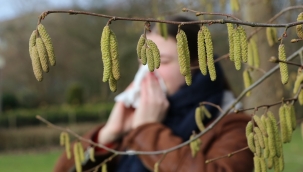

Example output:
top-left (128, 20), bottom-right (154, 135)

top-left (253, 115), bottom-right (268, 137)
top-left (245, 121), bottom-right (253, 139)
top-left (31, 46), bottom-right (43, 82)
top-left (29, 30), bottom-right (36, 57)
top-left (197, 28), bottom-right (207, 75)
top-left (251, 39), bottom-right (260, 68)
top-left (289, 104), bottom-right (296, 130)
top-left (101, 25), bottom-right (112, 82)
top-left (233, 28), bottom-right (241, 70)
top-left (254, 127), bottom-right (265, 149)
top-left (73, 143), bottom-right (82, 172)
top-left (36, 37), bottom-right (49, 73)
top-left (243, 69), bottom-right (252, 96)
top-left (185, 72), bottom-right (192, 86)
top-left (247, 132), bottom-right (256, 153)
top-left (239, 26), bottom-right (248, 63)
top-left (89, 147), bottom-right (96, 162)
top-left (253, 156), bottom-right (261, 172)
top-left (296, 12), bottom-right (303, 39)
top-left (265, 116), bottom-right (276, 157)
top-left (202, 26), bottom-right (216, 81)
top-left (109, 75), bottom-right (117, 92)
top-left (147, 40), bottom-right (161, 69)
top-left (140, 45), bottom-right (147, 65)
top-left (293, 71), bottom-right (303, 94)
top-left (279, 105), bottom-right (288, 143)
top-left (278, 44), bottom-right (289, 85)
top-left (176, 30), bottom-right (189, 76)
top-left (146, 47), bottom-right (155, 72)
top-left (247, 42), bottom-right (254, 68)
top-left (227, 23), bottom-right (234, 61)
top-left (102, 163), bottom-right (107, 172)
top-left (284, 104), bottom-right (293, 142)
top-left (254, 134), bottom-right (262, 157)
top-left (195, 106), bottom-right (205, 132)
top-left (268, 112), bottom-right (282, 157)
top-left (137, 35), bottom-right (145, 59)
top-left (37, 24), bottom-right (56, 66)
top-left (109, 30), bottom-right (120, 80)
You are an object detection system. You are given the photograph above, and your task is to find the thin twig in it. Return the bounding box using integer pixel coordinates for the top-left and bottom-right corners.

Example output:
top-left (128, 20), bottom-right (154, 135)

top-left (205, 146), bottom-right (249, 164)
top-left (37, 10), bottom-right (303, 29)
top-left (183, 8), bottom-right (241, 21)
top-left (269, 57), bottom-right (303, 68)
top-left (235, 85), bottom-right (303, 113)
top-left (200, 101), bottom-right (223, 113)
top-left (247, 5), bottom-right (303, 40)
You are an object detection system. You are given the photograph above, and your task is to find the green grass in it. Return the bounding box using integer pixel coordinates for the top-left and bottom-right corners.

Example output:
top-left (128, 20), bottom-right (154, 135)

top-left (0, 149), bottom-right (61, 172)
top-left (0, 128), bottom-right (302, 172)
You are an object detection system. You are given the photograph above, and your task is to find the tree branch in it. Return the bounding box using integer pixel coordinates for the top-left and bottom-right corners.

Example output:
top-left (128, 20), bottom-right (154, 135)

top-left (205, 146), bottom-right (249, 164)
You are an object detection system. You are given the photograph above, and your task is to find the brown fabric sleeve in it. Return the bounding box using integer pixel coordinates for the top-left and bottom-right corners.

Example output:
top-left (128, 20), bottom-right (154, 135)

top-left (123, 113), bottom-right (254, 172)
top-left (53, 125), bottom-right (120, 172)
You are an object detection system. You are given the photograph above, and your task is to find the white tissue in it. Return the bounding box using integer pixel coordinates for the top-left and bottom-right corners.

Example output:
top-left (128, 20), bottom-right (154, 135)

top-left (114, 65), bottom-right (167, 108)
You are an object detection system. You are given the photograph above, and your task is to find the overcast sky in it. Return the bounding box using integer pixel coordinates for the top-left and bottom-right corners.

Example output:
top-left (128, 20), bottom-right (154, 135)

top-left (0, 0), bottom-right (99, 21)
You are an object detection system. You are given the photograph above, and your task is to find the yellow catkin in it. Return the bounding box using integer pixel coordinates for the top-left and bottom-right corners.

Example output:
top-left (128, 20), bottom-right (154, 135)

top-left (154, 162), bottom-right (159, 172)
top-left (247, 132), bottom-right (256, 153)
top-left (251, 39), bottom-right (260, 68)
top-left (147, 40), bottom-right (161, 69)
top-left (185, 72), bottom-right (192, 86)
top-left (37, 24), bottom-right (56, 66)
top-left (176, 30), bottom-right (189, 76)
top-left (267, 157), bottom-right (273, 169)
top-left (197, 28), bottom-right (207, 75)
top-left (31, 46), bottom-right (43, 82)
top-left (227, 23), bottom-right (234, 61)
top-left (102, 163), bottom-right (107, 172)
top-left (271, 27), bottom-right (278, 43)
top-left (247, 42), bottom-right (254, 68)
top-left (273, 156), bottom-right (280, 172)
top-left (64, 133), bottom-right (71, 160)
top-left (190, 134), bottom-right (197, 157)
top-left (266, 27), bottom-right (275, 47)
top-left (284, 104), bottom-right (293, 142)
top-left (245, 121), bottom-right (253, 139)
top-left (263, 136), bottom-right (269, 158)
top-left (279, 105), bottom-right (288, 143)
top-left (254, 134), bottom-right (261, 157)
top-left (109, 75), bottom-right (117, 92)
top-left (296, 12), bottom-right (303, 39)
top-left (254, 127), bottom-right (265, 149)
top-left (141, 45), bottom-right (147, 65)
top-left (157, 16), bottom-right (168, 40)
top-left (137, 35), bottom-right (145, 59)
top-left (36, 37), bottom-right (49, 73)
top-left (73, 143), bottom-right (82, 172)
top-left (268, 112), bottom-right (282, 157)
top-left (101, 25), bottom-right (111, 82)
top-left (195, 107), bottom-right (205, 132)
top-left (279, 154), bottom-right (284, 171)
top-left (60, 132), bottom-right (65, 146)
top-left (265, 116), bottom-right (276, 157)
top-left (289, 104), bottom-right (296, 130)
top-left (243, 69), bottom-right (252, 96)
top-left (180, 30), bottom-right (191, 76)
top-left (299, 90), bottom-right (303, 105)
top-left (278, 44), bottom-right (289, 84)
top-left (109, 30), bottom-right (120, 80)
top-left (233, 28), bottom-right (241, 70)
top-left (253, 115), bottom-right (268, 137)
top-left (89, 147), bottom-right (96, 162)
top-left (293, 71), bottom-right (303, 94)
top-left (253, 156), bottom-right (261, 172)
top-left (29, 30), bottom-right (36, 57)
top-left (202, 106), bottom-right (212, 119)
top-left (239, 26), bottom-right (248, 63)
top-left (202, 26), bottom-right (216, 81)
top-left (259, 157), bottom-right (267, 172)
top-left (77, 142), bottom-right (85, 162)
top-left (146, 47), bottom-right (155, 72)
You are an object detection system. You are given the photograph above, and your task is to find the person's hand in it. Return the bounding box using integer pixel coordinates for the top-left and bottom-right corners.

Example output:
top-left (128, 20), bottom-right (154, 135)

top-left (132, 73), bottom-right (169, 129)
top-left (98, 84), bottom-right (134, 145)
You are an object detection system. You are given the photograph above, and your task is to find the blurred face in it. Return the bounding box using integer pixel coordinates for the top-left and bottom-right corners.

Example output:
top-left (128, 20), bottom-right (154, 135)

top-left (146, 32), bottom-right (185, 96)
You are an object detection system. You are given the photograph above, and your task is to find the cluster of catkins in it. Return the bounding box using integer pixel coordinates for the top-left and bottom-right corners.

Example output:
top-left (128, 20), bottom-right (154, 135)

top-left (296, 12), bottom-right (303, 39)
top-left (189, 132), bottom-right (202, 158)
top-left (136, 35), bottom-right (161, 72)
top-left (101, 25), bottom-right (121, 92)
top-left (246, 105), bottom-right (296, 172)
top-left (60, 132), bottom-right (100, 172)
top-left (29, 24), bottom-right (56, 81)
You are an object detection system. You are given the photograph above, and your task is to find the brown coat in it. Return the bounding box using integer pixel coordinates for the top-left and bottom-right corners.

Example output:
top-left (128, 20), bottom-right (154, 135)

top-left (54, 113), bottom-right (254, 172)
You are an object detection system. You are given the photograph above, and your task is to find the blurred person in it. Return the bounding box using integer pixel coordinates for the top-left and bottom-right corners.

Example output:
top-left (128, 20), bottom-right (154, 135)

top-left (54, 16), bottom-right (254, 172)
